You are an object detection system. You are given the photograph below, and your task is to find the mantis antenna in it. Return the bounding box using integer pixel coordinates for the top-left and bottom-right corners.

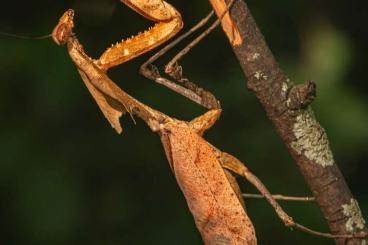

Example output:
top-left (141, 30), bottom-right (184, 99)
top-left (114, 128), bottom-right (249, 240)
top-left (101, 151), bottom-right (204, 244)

top-left (0, 31), bottom-right (52, 40)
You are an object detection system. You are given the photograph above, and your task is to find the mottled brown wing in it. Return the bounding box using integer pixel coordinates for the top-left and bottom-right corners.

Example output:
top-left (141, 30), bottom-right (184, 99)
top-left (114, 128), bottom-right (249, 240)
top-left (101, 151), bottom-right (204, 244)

top-left (160, 124), bottom-right (257, 245)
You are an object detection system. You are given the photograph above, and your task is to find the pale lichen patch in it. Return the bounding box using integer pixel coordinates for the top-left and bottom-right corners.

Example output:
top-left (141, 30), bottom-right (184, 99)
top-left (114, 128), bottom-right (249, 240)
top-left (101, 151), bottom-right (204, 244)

top-left (342, 199), bottom-right (366, 232)
top-left (282, 82), bottom-right (289, 93)
top-left (254, 71), bottom-right (268, 80)
top-left (254, 72), bottom-right (261, 80)
top-left (286, 98), bottom-right (292, 107)
top-left (290, 110), bottom-right (334, 167)
top-left (251, 52), bottom-right (260, 61)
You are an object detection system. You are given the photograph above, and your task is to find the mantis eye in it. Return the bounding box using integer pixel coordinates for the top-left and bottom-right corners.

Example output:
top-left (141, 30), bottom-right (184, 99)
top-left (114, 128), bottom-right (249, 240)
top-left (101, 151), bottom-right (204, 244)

top-left (52, 9), bottom-right (75, 45)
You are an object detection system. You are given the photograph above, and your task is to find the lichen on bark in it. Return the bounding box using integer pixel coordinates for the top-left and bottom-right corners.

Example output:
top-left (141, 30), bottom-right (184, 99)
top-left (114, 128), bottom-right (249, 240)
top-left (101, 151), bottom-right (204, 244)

top-left (290, 109), bottom-right (334, 167)
top-left (342, 199), bottom-right (366, 232)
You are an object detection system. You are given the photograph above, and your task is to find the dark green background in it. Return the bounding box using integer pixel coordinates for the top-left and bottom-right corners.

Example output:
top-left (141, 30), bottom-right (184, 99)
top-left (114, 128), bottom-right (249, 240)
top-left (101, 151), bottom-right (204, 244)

top-left (1, 0), bottom-right (367, 244)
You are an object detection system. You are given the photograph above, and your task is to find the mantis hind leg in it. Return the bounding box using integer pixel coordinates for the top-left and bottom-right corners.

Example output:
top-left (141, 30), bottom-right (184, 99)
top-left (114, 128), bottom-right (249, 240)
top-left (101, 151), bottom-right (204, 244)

top-left (139, 10), bottom-right (222, 111)
top-left (139, 1), bottom-right (237, 110)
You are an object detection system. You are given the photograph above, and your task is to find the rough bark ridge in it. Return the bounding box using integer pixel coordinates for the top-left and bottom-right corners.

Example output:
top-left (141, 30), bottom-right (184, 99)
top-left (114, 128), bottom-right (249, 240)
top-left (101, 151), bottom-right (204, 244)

top-left (207, 0), bottom-right (367, 244)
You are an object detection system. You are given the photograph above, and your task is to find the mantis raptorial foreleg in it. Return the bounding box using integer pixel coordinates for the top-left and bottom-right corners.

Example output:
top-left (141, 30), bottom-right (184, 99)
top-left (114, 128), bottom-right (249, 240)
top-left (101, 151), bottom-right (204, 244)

top-left (52, 0), bottom-right (183, 133)
top-left (97, 0), bottom-right (183, 71)
top-left (51, 1), bottom-right (365, 241)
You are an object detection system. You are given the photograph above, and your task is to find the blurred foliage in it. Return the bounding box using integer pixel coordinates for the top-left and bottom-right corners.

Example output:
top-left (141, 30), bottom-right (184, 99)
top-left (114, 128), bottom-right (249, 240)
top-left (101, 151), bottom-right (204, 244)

top-left (0, 0), bottom-right (367, 244)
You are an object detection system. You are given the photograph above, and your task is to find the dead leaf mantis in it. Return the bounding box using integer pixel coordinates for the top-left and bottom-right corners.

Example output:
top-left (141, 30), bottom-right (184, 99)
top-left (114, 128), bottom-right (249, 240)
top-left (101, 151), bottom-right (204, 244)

top-left (50, 0), bottom-right (365, 243)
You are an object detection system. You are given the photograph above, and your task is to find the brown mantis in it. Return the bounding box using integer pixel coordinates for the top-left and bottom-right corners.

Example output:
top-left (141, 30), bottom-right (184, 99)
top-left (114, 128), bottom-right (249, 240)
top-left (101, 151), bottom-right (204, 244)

top-left (50, 0), bottom-right (365, 243)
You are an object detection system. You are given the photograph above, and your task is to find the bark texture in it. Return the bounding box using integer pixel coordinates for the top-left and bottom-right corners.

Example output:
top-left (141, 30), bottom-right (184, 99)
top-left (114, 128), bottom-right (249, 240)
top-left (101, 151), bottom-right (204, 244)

top-left (207, 0), bottom-right (367, 244)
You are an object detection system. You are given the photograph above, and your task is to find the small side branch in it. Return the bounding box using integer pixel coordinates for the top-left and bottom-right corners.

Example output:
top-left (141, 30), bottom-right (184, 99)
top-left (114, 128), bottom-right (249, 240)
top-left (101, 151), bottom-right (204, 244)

top-left (286, 81), bottom-right (316, 110)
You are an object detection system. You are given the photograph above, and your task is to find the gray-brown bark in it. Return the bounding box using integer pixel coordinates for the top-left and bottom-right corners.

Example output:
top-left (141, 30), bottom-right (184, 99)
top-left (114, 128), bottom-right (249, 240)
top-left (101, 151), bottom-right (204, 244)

top-left (207, 0), bottom-right (367, 244)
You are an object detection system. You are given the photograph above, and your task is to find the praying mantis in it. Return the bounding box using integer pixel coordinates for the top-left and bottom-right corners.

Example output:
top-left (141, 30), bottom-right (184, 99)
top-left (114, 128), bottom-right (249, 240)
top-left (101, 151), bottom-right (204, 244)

top-left (51, 0), bottom-right (362, 243)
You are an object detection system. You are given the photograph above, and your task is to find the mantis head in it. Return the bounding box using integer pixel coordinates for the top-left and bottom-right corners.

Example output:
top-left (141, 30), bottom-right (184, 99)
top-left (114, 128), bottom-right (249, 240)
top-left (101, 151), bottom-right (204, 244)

top-left (52, 9), bottom-right (75, 45)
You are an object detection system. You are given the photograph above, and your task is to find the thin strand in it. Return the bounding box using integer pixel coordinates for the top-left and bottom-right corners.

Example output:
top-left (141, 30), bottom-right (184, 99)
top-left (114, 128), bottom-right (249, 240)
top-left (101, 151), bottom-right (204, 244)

top-left (293, 223), bottom-right (367, 239)
top-left (242, 193), bottom-right (315, 202)
top-left (0, 31), bottom-right (52, 40)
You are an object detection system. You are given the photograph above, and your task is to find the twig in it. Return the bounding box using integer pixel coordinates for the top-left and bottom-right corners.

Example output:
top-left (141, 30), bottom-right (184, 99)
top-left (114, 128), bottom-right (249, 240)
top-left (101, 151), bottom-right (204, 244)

top-left (206, 0), bottom-right (368, 243)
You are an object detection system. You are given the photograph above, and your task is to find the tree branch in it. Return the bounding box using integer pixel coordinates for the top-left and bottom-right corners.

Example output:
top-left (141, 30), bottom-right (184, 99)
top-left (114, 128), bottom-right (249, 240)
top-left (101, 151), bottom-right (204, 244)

top-left (207, 0), bottom-right (367, 244)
